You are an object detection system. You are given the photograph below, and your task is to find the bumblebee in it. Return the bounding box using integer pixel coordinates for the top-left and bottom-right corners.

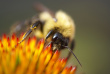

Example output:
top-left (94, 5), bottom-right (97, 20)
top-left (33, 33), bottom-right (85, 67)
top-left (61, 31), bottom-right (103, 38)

top-left (11, 3), bottom-right (81, 66)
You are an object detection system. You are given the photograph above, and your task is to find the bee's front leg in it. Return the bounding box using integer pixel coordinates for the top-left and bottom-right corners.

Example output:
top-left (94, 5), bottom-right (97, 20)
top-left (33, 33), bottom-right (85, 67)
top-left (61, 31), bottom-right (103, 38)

top-left (18, 21), bottom-right (43, 44)
top-left (45, 30), bottom-right (54, 44)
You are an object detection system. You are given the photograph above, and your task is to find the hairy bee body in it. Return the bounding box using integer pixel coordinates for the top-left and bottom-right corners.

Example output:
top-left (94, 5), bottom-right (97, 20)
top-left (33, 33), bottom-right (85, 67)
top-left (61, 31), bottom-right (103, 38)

top-left (34, 11), bottom-right (75, 42)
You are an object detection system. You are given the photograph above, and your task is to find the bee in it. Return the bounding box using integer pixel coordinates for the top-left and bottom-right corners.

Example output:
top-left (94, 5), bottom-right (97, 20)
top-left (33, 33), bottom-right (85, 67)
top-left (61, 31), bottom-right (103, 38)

top-left (11, 3), bottom-right (82, 67)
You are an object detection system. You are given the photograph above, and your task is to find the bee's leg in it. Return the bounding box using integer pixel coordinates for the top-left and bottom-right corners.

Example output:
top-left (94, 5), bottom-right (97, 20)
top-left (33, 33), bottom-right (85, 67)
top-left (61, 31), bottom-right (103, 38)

top-left (46, 41), bottom-right (58, 54)
top-left (45, 30), bottom-right (54, 43)
top-left (67, 40), bottom-right (75, 59)
top-left (18, 21), bottom-right (43, 44)
top-left (47, 41), bottom-right (53, 47)
top-left (30, 21), bottom-right (42, 29)
top-left (18, 29), bottom-right (32, 44)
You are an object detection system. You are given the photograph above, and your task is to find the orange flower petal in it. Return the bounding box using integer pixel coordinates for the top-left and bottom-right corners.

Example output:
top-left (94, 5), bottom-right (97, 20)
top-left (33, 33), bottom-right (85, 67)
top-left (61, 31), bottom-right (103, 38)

top-left (0, 34), bottom-right (77, 74)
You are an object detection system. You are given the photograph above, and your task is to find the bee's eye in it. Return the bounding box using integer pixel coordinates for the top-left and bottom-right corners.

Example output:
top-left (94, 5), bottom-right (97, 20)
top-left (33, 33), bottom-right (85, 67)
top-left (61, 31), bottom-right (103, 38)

top-left (52, 32), bottom-right (63, 43)
top-left (52, 33), bottom-right (58, 42)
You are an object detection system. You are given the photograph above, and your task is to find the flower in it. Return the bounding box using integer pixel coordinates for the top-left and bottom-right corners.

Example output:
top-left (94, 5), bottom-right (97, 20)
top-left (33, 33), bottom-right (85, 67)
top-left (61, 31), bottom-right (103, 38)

top-left (0, 34), bottom-right (77, 74)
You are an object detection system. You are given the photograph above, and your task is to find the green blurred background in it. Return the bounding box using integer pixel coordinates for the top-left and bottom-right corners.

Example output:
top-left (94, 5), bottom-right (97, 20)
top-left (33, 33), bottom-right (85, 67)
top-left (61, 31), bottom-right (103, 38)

top-left (0, 0), bottom-right (110, 74)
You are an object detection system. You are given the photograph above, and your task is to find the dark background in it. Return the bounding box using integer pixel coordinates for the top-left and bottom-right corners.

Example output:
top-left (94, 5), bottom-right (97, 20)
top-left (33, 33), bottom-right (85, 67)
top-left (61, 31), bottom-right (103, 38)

top-left (0, 0), bottom-right (110, 74)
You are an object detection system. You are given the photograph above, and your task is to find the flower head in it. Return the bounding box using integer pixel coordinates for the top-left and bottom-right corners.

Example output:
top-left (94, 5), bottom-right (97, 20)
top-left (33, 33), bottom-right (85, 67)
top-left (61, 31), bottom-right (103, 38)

top-left (0, 34), bottom-right (77, 74)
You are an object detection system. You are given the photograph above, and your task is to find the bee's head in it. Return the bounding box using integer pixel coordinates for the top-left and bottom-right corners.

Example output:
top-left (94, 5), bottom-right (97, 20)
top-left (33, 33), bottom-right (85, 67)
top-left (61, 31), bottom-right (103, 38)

top-left (52, 32), bottom-right (69, 50)
top-left (52, 32), bottom-right (82, 67)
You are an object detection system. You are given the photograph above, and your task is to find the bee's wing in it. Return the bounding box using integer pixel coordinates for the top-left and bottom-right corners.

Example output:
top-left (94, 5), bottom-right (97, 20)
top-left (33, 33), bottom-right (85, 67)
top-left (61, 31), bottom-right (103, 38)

top-left (10, 20), bottom-right (31, 36)
top-left (33, 2), bottom-right (55, 17)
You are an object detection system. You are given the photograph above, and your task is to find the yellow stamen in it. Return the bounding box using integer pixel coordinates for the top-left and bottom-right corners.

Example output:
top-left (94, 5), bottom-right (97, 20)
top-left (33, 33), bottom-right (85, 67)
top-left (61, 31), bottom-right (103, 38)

top-left (0, 34), bottom-right (77, 74)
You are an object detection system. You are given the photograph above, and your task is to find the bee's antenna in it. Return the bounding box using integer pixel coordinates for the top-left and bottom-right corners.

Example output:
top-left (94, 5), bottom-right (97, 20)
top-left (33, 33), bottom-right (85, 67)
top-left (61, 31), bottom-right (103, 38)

top-left (63, 46), bottom-right (82, 67)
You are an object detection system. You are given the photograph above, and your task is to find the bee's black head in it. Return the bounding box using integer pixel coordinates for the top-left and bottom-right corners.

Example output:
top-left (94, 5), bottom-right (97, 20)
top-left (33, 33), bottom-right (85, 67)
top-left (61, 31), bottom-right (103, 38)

top-left (52, 32), bottom-right (69, 50)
